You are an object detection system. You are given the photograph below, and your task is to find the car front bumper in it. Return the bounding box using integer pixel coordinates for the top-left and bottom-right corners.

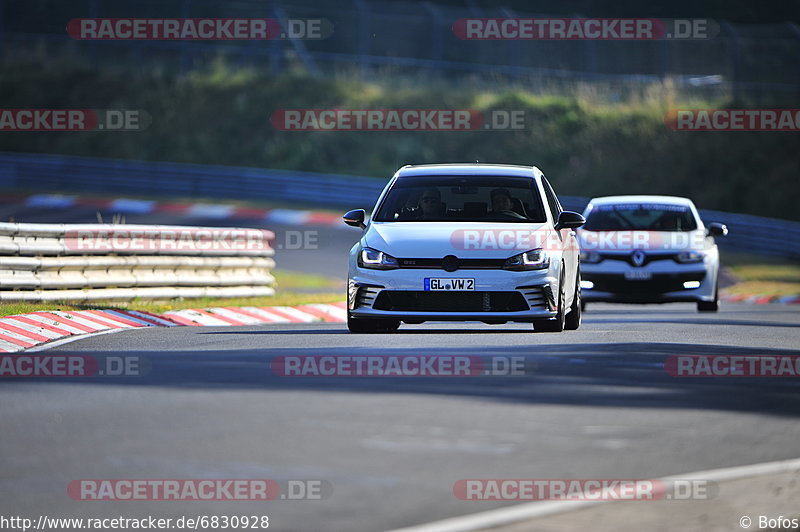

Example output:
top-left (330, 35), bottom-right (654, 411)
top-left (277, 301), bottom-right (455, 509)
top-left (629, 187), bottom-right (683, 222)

top-left (348, 267), bottom-right (559, 322)
top-left (581, 260), bottom-right (716, 304)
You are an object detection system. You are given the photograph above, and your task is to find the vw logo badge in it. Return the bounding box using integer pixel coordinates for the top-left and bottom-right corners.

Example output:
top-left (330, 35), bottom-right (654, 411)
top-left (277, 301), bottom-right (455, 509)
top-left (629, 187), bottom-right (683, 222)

top-left (442, 255), bottom-right (459, 272)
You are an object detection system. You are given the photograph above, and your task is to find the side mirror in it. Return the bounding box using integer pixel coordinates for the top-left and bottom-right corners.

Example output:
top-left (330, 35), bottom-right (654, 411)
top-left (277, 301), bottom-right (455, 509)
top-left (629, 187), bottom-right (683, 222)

top-left (343, 209), bottom-right (367, 229)
top-left (555, 211), bottom-right (586, 231)
top-left (706, 222), bottom-right (728, 237)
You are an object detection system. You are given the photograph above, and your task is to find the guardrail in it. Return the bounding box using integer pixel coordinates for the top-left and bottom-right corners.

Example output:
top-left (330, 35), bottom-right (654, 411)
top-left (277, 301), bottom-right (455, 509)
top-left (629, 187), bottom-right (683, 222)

top-left (1, 152), bottom-right (799, 260)
top-left (0, 152), bottom-right (385, 209)
top-left (0, 222), bottom-right (276, 301)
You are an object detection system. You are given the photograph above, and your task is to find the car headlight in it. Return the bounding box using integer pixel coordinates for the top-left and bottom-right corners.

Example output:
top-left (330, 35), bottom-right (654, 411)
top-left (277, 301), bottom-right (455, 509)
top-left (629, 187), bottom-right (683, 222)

top-left (503, 249), bottom-right (549, 271)
top-left (676, 250), bottom-right (705, 263)
top-left (358, 247), bottom-right (399, 270)
top-left (580, 250), bottom-right (602, 263)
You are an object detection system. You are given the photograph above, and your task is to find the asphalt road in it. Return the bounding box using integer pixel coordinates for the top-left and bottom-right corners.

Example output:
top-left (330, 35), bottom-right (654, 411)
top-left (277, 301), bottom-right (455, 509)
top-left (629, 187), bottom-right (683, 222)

top-left (2, 198), bottom-right (799, 530)
top-left (2, 304), bottom-right (799, 531)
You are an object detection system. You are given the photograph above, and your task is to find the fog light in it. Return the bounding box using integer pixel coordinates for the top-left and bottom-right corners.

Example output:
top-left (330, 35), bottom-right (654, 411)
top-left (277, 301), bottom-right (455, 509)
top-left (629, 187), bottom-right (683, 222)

top-left (580, 280), bottom-right (594, 290)
top-left (683, 280), bottom-right (701, 289)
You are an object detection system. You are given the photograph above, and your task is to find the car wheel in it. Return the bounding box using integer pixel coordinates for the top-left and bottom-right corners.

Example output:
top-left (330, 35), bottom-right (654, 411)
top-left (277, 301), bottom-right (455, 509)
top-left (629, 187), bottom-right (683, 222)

top-left (384, 319), bottom-right (401, 332)
top-left (697, 300), bottom-right (718, 311)
top-left (534, 273), bottom-right (565, 333)
top-left (564, 274), bottom-right (581, 330)
top-left (697, 278), bottom-right (720, 312)
top-left (347, 314), bottom-right (401, 333)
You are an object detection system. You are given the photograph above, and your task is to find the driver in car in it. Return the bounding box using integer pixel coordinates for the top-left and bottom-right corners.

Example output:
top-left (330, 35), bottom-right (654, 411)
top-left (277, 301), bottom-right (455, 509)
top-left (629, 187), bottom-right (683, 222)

top-left (416, 188), bottom-right (446, 219)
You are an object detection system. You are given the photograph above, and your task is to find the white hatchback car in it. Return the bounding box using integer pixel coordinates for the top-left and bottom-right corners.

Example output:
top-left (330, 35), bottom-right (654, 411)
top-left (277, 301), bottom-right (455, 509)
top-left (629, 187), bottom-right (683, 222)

top-left (578, 195), bottom-right (727, 312)
top-left (343, 164), bottom-right (585, 333)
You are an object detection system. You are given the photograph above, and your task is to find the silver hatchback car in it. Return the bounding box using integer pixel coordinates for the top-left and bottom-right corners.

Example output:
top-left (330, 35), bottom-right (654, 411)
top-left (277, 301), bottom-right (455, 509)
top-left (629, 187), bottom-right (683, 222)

top-left (343, 164), bottom-right (586, 332)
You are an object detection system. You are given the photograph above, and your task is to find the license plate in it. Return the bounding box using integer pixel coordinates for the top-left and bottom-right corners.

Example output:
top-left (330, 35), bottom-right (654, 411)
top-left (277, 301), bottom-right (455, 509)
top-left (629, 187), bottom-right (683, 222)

top-left (624, 271), bottom-right (652, 280)
top-left (424, 278), bottom-right (475, 291)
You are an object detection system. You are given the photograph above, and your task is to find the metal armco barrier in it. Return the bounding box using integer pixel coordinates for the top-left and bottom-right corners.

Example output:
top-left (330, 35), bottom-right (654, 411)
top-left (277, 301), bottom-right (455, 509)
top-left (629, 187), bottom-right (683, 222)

top-left (0, 222), bottom-right (276, 301)
top-left (1, 152), bottom-right (798, 260)
top-left (0, 152), bottom-right (385, 209)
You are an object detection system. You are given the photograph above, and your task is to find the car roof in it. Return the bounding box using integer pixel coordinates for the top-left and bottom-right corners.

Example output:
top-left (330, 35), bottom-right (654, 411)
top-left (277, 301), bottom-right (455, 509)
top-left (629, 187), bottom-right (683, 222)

top-left (396, 163), bottom-right (540, 178)
top-left (587, 195), bottom-right (695, 206)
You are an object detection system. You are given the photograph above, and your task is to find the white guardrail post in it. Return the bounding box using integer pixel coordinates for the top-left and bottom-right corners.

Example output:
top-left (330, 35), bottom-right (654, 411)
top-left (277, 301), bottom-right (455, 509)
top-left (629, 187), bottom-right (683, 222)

top-left (0, 223), bottom-right (276, 301)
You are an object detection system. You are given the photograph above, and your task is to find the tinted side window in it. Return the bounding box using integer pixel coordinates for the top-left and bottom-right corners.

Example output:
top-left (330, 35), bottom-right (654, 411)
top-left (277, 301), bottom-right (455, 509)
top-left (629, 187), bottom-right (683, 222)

top-left (541, 177), bottom-right (562, 223)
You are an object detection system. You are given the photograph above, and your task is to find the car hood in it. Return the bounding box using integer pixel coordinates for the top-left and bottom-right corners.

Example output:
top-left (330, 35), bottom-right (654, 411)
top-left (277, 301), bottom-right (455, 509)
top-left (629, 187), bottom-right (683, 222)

top-left (577, 229), bottom-right (710, 253)
top-left (364, 221), bottom-right (552, 258)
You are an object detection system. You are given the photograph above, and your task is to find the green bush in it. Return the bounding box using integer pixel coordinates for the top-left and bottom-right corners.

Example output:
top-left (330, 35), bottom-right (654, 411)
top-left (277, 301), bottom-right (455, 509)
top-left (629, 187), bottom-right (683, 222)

top-left (1, 61), bottom-right (798, 219)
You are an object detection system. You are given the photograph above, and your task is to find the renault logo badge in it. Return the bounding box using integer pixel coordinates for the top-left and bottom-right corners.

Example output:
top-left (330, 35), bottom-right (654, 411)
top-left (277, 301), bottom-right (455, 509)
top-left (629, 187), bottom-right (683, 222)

top-left (631, 249), bottom-right (646, 267)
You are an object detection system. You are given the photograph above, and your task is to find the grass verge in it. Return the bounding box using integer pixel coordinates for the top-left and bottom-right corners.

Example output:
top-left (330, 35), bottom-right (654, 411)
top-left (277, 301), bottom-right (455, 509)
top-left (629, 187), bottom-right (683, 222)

top-left (720, 252), bottom-right (800, 297)
top-left (3, 60), bottom-right (799, 220)
top-left (722, 282), bottom-right (800, 298)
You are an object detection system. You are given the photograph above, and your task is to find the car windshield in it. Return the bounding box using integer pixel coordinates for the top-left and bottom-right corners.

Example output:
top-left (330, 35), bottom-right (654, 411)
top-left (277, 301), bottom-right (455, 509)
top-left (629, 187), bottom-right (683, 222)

top-left (372, 175), bottom-right (547, 223)
top-left (583, 203), bottom-right (698, 231)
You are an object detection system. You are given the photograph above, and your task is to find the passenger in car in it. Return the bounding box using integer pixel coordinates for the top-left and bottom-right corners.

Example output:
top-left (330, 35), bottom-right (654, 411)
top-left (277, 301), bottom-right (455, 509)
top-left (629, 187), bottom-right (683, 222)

top-left (489, 188), bottom-right (526, 219)
top-left (489, 188), bottom-right (513, 212)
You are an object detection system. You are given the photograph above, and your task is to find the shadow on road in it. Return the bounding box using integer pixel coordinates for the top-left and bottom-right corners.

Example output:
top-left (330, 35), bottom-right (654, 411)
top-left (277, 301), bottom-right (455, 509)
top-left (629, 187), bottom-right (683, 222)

top-left (14, 341), bottom-right (800, 417)
top-left (585, 318), bottom-right (800, 328)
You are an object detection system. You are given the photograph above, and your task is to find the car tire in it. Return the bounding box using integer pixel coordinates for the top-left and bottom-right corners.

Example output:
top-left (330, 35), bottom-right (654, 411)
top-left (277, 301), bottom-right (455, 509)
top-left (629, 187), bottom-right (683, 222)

top-left (697, 300), bottom-right (719, 312)
top-left (534, 272), bottom-right (566, 333)
top-left (697, 278), bottom-right (720, 312)
top-left (347, 314), bottom-right (401, 333)
top-left (564, 274), bottom-right (581, 330)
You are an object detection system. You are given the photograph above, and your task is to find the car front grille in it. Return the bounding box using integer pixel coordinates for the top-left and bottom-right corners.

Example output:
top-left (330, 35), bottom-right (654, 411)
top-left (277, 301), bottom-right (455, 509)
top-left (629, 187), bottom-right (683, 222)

top-left (373, 291), bottom-right (529, 312)
top-left (585, 272), bottom-right (706, 294)
top-left (396, 258), bottom-right (507, 270)
top-left (597, 253), bottom-right (679, 267)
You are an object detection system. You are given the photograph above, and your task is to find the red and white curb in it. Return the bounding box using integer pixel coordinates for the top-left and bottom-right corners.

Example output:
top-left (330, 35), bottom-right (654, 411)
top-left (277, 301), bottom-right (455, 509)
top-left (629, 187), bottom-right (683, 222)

top-left (2, 193), bottom-right (344, 228)
top-left (721, 293), bottom-right (800, 305)
top-left (161, 302), bottom-right (346, 327)
top-left (0, 302), bottom-right (347, 353)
